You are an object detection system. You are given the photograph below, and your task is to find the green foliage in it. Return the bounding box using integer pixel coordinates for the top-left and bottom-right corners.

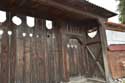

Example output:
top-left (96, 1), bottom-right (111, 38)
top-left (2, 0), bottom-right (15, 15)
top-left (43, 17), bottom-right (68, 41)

top-left (116, 0), bottom-right (125, 24)
top-left (123, 80), bottom-right (125, 83)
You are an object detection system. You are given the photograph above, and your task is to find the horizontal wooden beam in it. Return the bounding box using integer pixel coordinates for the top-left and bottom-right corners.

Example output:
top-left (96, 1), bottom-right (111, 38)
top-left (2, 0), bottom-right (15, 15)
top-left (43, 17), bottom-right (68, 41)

top-left (86, 41), bottom-right (101, 46)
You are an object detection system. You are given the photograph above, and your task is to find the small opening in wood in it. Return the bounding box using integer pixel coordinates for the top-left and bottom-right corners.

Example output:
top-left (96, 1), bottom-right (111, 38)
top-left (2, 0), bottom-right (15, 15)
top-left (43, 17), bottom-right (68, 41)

top-left (29, 33), bottom-right (33, 37)
top-left (46, 20), bottom-right (53, 30)
top-left (47, 34), bottom-right (50, 38)
top-left (22, 33), bottom-right (26, 37)
top-left (67, 44), bottom-right (70, 48)
top-left (71, 45), bottom-right (74, 48)
top-left (0, 30), bottom-right (4, 35)
top-left (52, 34), bottom-right (55, 39)
top-left (12, 16), bottom-right (22, 26)
top-left (36, 35), bottom-right (39, 38)
top-left (87, 29), bottom-right (98, 38)
top-left (26, 16), bottom-right (35, 28)
top-left (0, 10), bottom-right (6, 23)
top-left (8, 31), bottom-right (12, 36)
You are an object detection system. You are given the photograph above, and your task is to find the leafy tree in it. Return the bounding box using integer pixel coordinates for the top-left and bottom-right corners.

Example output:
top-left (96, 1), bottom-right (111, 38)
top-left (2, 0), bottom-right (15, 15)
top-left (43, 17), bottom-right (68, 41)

top-left (117, 0), bottom-right (125, 24)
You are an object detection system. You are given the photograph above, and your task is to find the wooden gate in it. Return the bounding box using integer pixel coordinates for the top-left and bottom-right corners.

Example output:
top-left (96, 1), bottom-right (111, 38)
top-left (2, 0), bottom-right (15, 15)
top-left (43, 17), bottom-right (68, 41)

top-left (0, 11), bottom-right (107, 83)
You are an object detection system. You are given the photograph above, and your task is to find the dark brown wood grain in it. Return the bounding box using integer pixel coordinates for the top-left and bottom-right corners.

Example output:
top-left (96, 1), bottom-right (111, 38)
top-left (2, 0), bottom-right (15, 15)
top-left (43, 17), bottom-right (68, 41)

top-left (0, 10), bottom-right (108, 83)
top-left (0, 26), bottom-right (9, 83)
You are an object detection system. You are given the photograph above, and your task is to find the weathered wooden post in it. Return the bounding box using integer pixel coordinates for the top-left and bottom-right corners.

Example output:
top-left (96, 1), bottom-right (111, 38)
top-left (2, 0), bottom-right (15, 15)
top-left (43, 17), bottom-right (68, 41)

top-left (99, 19), bottom-right (113, 83)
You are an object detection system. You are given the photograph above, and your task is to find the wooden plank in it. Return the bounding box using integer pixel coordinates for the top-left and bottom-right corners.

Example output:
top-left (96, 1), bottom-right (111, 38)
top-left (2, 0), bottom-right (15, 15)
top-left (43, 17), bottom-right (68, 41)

top-left (62, 24), bottom-right (69, 82)
top-left (0, 29), bottom-right (2, 83)
top-left (99, 19), bottom-right (113, 83)
top-left (86, 46), bottom-right (105, 76)
top-left (78, 44), bottom-right (85, 75)
top-left (9, 27), bottom-right (17, 83)
top-left (54, 26), bottom-right (61, 82)
top-left (55, 22), bottom-right (64, 82)
top-left (24, 36), bottom-right (31, 83)
top-left (86, 41), bottom-right (101, 46)
top-left (0, 28), bottom-right (9, 83)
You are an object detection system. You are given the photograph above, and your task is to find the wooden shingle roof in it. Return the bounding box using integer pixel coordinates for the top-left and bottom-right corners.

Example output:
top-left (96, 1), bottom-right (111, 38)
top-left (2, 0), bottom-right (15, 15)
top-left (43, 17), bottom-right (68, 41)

top-left (105, 22), bottom-right (125, 32)
top-left (0, 0), bottom-right (116, 21)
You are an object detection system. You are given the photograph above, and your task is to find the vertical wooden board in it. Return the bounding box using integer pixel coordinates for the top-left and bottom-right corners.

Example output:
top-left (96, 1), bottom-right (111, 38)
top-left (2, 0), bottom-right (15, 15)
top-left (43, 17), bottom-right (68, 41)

top-left (99, 19), bottom-right (112, 82)
top-left (30, 35), bottom-right (37, 83)
top-left (36, 37), bottom-right (41, 82)
top-left (15, 38), bottom-right (23, 83)
top-left (63, 45), bottom-right (69, 81)
top-left (73, 47), bottom-right (78, 76)
top-left (14, 16), bottom-right (28, 83)
top-left (0, 30), bottom-right (2, 82)
top-left (54, 28), bottom-right (61, 82)
top-left (44, 37), bottom-right (49, 83)
top-left (79, 45), bottom-right (85, 75)
top-left (55, 22), bottom-right (63, 82)
top-left (39, 36), bottom-right (46, 82)
top-left (30, 22), bottom-right (38, 83)
top-left (76, 44), bottom-right (82, 75)
top-left (72, 47), bottom-right (77, 76)
top-left (62, 29), bottom-right (69, 81)
top-left (0, 28), bottom-right (9, 83)
top-left (47, 33), bottom-right (54, 82)
top-left (37, 19), bottom-right (49, 83)
top-left (15, 30), bottom-right (25, 83)
top-left (0, 25), bottom-right (4, 82)
top-left (51, 33), bottom-right (56, 82)
top-left (43, 21), bottom-right (49, 83)
top-left (36, 35), bottom-right (45, 82)
top-left (52, 26), bottom-right (62, 82)
top-left (41, 19), bottom-right (48, 82)
top-left (82, 30), bottom-right (88, 76)
top-left (46, 26), bottom-right (61, 82)
top-left (35, 37), bottom-right (40, 82)
top-left (9, 28), bottom-right (17, 83)
top-left (44, 34), bottom-right (49, 83)
top-left (29, 19), bottom-right (46, 83)
top-left (24, 37), bottom-right (31, 83)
